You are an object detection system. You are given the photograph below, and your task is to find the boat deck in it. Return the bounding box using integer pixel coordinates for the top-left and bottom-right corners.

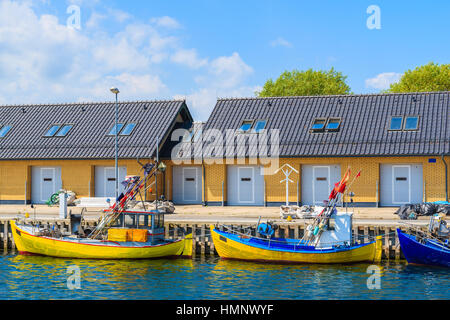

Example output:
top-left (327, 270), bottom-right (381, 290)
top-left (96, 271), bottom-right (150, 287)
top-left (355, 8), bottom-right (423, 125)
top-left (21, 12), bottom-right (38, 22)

top-left (214, 228), bottom-right (374, 253)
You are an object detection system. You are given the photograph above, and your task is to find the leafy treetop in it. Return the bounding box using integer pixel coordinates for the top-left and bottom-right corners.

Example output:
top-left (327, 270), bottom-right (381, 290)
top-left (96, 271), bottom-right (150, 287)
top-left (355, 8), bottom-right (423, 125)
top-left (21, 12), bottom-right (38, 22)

top-left (257, 68), bottom-right (351, 97)
top-left (386, 62), bottom-right (450, 93)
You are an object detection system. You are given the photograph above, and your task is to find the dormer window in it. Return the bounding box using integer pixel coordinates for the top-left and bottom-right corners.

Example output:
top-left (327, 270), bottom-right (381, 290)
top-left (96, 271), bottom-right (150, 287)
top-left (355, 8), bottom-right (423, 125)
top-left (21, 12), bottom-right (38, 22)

top-left (0, 125), bottom-right (12, 138)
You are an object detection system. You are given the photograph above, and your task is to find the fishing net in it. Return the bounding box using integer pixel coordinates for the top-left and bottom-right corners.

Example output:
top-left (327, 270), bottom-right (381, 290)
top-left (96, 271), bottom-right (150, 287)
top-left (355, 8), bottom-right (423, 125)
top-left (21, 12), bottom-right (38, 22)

top-left (395, 203), bottom-right (450, 220)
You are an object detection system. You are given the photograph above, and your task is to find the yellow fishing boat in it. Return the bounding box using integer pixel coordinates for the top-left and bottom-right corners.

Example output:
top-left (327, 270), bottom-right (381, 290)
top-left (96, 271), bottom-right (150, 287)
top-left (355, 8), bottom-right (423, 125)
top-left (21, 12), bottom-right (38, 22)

top-left (211, 169), bottom-right (382, 264)
top-left (11, 213), bottom-right (192, 259)
top-left (11, 161), bottom-right (192, 260)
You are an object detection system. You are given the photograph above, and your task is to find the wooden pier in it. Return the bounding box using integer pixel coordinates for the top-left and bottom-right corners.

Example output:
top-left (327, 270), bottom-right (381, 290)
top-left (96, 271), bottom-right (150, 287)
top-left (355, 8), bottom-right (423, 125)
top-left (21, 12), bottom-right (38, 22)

top-left (0, 219), bottom-right (420, 260)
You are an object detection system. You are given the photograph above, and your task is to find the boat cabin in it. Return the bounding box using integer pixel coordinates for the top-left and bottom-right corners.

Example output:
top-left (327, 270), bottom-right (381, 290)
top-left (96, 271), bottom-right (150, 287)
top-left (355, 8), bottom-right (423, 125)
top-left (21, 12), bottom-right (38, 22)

top-left (315, 211), bottom-right (353, 249)
top-left (110, 210), bottom-right (165, 244)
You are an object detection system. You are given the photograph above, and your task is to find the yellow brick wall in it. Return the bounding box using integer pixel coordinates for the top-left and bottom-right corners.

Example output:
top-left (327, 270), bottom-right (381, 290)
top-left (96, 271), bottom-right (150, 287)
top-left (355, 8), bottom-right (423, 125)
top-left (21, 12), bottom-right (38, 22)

top-left (166, 156), bottom-right (449, 204)
top-left (165, 160), bottom-right (225, 204)
top-left (0, 159), bottom-right (163, 202)
top-left (204, 163), bottom-right (226, 203)
top-left (8, 156), bottom-right (442, 204)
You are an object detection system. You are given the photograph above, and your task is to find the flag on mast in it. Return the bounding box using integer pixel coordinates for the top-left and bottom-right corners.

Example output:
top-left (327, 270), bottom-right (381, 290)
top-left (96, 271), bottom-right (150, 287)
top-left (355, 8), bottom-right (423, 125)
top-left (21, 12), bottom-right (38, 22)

top-left (329, 168), bottom-right (351, 200)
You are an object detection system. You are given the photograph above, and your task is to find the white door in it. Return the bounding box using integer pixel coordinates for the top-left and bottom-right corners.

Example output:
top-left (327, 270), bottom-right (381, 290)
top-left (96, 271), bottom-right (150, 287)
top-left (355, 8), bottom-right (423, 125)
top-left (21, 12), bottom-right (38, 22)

top-left (380, 164), bottom-right (423, 206)
top-left (313, 166), bottom-right (331, 205)
top-left (31, 167), bottom-right (62, 204)
top-left (172, 166), bottom-right (202, 204)
top-left (393, 166), bottom-right (410, 204)
top-left (227, 166), bottom-right (264, 206)
top-left (238, 167), bottom-right (255, 203)
top-left (95, 166), bottom-right (127, 198)
top-left (301, 165), bottom-right (341, 206)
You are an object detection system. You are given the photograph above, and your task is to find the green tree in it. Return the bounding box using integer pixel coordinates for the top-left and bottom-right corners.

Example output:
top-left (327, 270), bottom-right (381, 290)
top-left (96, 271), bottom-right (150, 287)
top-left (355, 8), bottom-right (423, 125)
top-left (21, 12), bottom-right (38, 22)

top-left (386, 62), bottom-right (450, 93)
top-left (257, 68), bottom-right (351, 97)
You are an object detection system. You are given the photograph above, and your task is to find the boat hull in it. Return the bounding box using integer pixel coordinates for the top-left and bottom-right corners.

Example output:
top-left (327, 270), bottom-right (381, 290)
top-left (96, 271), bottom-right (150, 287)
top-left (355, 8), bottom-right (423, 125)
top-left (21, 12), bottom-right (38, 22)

top-left (397, 229), bottom-right (450, 268)
top-left (211, 225), bottom-right (382, 264)
top-left (11, 220), bottom-right (192, 259)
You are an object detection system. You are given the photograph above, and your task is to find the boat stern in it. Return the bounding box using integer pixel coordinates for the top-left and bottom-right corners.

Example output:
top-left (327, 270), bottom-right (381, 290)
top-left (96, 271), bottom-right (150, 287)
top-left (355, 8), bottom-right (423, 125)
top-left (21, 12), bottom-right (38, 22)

top-left (180, 233), bottom-right (193, 258)
top-left (374, 235), bottom-right (383, 263)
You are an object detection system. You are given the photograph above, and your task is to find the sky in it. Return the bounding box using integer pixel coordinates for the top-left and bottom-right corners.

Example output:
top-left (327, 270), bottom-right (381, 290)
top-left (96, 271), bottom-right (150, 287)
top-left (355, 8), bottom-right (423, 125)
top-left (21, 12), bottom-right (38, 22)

top-left (0, 0), bottom-right (449, 120)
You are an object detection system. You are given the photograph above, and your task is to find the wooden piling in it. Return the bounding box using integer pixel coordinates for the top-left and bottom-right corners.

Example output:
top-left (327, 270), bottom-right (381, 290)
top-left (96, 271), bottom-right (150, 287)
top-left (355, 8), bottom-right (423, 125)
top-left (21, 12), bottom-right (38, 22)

top-left (3, 221), bottom-right (9, 251)
top-left (363, 226), bottom-right (369, 244)
top-left (394, 228), bottom-right (401, 261)
top-left (294, 225), bottom-right (299, 239)
top-left (384, 227), bottom-right (390, 260)
top-left (200, 225), bottom-right (206, 255)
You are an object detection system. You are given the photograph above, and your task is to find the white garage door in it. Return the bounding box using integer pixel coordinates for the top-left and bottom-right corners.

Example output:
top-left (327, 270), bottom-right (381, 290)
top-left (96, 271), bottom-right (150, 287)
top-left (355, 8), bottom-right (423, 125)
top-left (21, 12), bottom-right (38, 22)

top-left (301, 165), bottom-right (341, 206)
top-left (172, 166), bottom-right (202, 204)
top-left (31, 167), bottom-right (62, 204)
top-left (380, 164), bottom-right (423, 206)
top-left (95, 166), bottom-right (127, 198)
top-left (227, 166), bottom-right (264, 206)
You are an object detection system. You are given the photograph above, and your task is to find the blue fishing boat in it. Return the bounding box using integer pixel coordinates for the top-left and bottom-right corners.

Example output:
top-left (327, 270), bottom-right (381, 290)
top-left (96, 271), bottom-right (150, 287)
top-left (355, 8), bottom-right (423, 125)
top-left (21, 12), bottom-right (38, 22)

top-left (397, 215), bottom-right (450, 268)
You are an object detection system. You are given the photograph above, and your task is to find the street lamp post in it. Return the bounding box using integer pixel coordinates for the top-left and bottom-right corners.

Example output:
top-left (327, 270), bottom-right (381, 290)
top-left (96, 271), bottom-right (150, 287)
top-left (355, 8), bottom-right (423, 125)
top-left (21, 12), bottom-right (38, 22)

top-left (110, 87), bottom-right (120, 202)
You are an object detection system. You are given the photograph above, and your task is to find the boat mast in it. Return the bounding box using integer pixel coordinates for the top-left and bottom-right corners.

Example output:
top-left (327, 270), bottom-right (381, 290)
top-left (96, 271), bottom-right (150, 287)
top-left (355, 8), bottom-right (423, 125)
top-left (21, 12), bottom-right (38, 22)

top-left (155, 136), bottom-right (159, 211)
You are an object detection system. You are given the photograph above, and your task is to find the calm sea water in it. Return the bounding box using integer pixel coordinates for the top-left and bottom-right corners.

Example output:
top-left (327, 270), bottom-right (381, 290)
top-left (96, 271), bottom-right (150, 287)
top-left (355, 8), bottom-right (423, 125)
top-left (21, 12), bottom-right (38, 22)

top-left (0, 253), bottom-right (448, 300)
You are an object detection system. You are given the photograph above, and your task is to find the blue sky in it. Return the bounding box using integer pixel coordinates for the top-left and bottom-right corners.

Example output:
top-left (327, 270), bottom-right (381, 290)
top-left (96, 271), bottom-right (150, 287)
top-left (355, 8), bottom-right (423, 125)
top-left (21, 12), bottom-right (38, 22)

top-left (0, 0), bottom-right (449, 120)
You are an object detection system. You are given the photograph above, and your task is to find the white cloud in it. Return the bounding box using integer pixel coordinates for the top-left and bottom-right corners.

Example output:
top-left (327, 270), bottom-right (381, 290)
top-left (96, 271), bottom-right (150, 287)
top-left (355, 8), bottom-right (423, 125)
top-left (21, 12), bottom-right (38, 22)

top-left (208, 52), bottom-right (253, 88)
top-left (86, 12), bottom-right (106, 29)
top-left (365, 72), bottom-right (402, 90)
top-left (175, 85), bottom-right (261, 121)
top-left (108, 8), bottom-right (132, 23)
top-left (171, 49), bottom-right (208, 69)
top-left (150, 16), bottom-right (181, 29)
top-left (0, 1), bottom-right (257, 122)
top-left (270, 37), bottom-right (292, 48)
top-left (111, 73), bottom-right (167, 95)
top-left (0, 1), bottom-right (178, 103)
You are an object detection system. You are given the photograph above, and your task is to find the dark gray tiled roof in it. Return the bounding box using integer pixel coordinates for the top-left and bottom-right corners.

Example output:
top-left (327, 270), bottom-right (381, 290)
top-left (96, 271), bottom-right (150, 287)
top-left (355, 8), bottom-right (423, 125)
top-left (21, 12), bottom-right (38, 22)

top-left (0, 100), bottom-right (191, 160)
top-left (201, 92), bottom-right (450, 158)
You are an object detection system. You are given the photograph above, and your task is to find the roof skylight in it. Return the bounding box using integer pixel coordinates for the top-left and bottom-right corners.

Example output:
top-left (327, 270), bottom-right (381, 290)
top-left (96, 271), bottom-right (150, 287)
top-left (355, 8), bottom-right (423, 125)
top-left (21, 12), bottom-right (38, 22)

top-left (253, 120), bottom-right (267, 133)
top-left (326, 118), bottom-right (341, 131)
top-left (311, 118), bottom-right (327, 132)
top-left (55, 125), bottom-right (73, 137)
top-left (44, 125), bottom-right (62, 137)
top-left (238, 120), bottom-right (253, 133)
top-left (404, 116), bottom-right (419, 130)
top-left (108, 123), bottom-right (125, 136)
top-left (120, 123), bottom-right (136, 136)
top-left (389, 116), bottom-right (403, 131)
top-left (0, 125), bottom-right (12, 138)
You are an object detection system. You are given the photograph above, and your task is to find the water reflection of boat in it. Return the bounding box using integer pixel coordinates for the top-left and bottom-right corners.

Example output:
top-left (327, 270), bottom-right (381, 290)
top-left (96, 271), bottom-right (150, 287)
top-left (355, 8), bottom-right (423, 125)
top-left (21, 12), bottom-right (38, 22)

top-left (11, 161), bottom-right (192, 260)
top-left (211, 170), bottom-right (382, 264)
top-left (397, 214), bottom-right (450, 268)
